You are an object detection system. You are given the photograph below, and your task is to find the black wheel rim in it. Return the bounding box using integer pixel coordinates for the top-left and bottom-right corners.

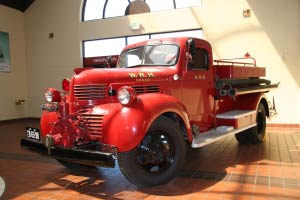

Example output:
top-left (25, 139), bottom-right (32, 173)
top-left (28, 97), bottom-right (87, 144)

top-left (136, 131), bottom-right (175, 174)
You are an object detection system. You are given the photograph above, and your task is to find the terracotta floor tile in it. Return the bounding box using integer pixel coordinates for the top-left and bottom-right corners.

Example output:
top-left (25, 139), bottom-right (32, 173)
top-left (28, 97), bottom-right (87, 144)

top-left (238, 183), bottom-right (255, 194)
top-left (10, 194), bottom-right (37, 200)
top-left (188, 194), bottom-right (206, 200)
top-left (1, 120), bottom-right (300, 200)
top-left (204, 192), bottom-right (223, 200)
top-left (192, 191), bottom-right (209, 198)
top-left (235, 194), bottom-right (253, 200)
top-left (284, 188), bottom-right (300, 198)
top-left (219, 192), bottom-right (236, 200)
top-left (142, 196), bottom-right (159, 200)
top-left (254, 185), bottom-right (270, 197)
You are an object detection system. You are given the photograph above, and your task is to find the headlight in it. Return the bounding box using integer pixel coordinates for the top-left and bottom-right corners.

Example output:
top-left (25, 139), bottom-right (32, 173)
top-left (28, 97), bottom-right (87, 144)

top-left (45, 90), bottom-right (53, 102)
top-left (44, 88), bottom-right (61, 103)
top-left (117, 86), bottom-right (136, 106)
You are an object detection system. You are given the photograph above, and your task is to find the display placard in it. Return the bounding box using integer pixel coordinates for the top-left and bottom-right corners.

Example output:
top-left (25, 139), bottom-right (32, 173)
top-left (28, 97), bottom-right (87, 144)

top-left (0, 31), bottom-right (11, 72)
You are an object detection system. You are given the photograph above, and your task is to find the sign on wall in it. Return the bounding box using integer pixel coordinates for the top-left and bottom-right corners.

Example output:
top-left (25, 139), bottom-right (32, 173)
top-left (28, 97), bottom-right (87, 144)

top-left (0, 31), bottom-right (11, 73)
top-left (84, 55), bottom-right (119, 68)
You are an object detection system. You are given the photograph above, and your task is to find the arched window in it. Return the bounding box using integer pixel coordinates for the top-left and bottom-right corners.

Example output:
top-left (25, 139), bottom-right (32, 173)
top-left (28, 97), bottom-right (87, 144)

top-left (104, 0), bottom-right (129, 18)
top-left (146, 0), bottom-right (174, 12)
top-left (82, 0), bottom-right (201, 21)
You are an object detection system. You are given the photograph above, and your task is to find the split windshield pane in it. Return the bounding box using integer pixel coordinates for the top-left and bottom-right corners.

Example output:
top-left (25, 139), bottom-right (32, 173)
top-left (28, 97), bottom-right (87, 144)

top-left (118, 44), bottom-right (179, 68)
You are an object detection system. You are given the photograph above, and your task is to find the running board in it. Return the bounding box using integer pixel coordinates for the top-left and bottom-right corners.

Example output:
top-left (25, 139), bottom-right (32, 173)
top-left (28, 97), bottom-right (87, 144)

top-left (191, 123), bottom-right (256, 148)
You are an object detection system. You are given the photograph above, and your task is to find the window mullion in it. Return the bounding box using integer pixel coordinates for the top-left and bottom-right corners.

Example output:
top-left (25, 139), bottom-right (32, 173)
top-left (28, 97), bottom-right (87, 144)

top-left (103, 0), bottom-right (109, 19)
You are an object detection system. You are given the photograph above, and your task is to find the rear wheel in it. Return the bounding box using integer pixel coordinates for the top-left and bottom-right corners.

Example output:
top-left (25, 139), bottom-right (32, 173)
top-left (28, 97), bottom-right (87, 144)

top-left (235, 103), bottom-right (267, 144)
top-left (235, 131), bottom-right (249, 144)
top-left (247, 103), bottom-right (267, 143)
top-left (118, 116), bottom-right (186, 187)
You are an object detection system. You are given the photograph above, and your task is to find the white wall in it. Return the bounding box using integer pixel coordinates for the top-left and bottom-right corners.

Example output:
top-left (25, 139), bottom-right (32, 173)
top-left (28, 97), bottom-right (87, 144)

top-left (25, 1), bottom-right (82, 118)
top-left (24, 0), bottom-right (300, 125)
top-left (0, 5), bottom-right (27, 120)
top-left (198, 0), bottom-right (300, 124)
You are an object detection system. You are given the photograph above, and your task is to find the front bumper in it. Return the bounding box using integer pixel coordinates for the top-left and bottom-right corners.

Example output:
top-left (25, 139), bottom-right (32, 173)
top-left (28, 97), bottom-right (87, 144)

top-left (20, 139), bottom-right (116, 168)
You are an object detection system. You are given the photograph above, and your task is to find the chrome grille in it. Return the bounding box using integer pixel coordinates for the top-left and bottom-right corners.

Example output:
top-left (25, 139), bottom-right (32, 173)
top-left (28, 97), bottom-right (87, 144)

top-left (80, 114), bottom-right (104, 139)
top-left (132, 85), bottom-right (160, 94)
top-left (74, 84), bottom-right (107, 100)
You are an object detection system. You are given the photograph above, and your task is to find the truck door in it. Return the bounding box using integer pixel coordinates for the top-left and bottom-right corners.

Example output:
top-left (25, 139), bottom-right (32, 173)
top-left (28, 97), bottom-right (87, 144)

top-left (180, 40), bottom-right (215, 132)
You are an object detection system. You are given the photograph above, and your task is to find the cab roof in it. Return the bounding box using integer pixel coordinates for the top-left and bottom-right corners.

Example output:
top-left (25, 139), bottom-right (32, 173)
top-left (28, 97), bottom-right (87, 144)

top-left (122, 37), bottom-right (209, 52)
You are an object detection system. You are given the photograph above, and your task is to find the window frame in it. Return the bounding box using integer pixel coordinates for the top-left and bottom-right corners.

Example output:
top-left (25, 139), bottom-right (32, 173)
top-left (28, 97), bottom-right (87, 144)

top-left (82, 29), bottom-right (203, 67)
top-left (82, 0), bottom-right (201, 21)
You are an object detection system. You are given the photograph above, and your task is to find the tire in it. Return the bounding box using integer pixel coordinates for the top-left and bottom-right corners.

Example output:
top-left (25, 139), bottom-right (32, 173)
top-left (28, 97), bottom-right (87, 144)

top-left (247, 103), bottom-right (267, 144)
top-left (118, 116), bottom-right (186, 187)
top-left (235, 131), bottom-right (249, 144)
top-left (235, 103), bottom-right (267, 144)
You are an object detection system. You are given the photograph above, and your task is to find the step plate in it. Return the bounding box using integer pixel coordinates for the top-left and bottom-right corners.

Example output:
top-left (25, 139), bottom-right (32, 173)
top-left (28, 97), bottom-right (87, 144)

top-left (217, 110), bottom-right (256, 119)
top-left (217, 110), bottom-right (256, 129)
top-left (192, 123), bottom-right (256, 148)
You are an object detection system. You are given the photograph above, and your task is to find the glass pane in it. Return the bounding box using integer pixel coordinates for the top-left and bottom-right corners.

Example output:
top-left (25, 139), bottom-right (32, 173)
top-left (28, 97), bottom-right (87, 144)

top-left (146, 0), bottom-right (174, 12)
top-left (105, 0), bottom-right (129, 18)
top-left (176, 0), bottom-right (201, 9)
top-left (118, 44), bottom-right (179, 68)
top-left (127, 35), bottom-right (150, 45)
top-left (83, 0), bottom-right (105, 21)
top-left (144, 45), bottom-right (179, 65)
top-left (119, 47), bottom-right (144, 68)
top-left (84, 38), bottom-right (126, 57)
top-left (151, 30), bottom-right (203, 39)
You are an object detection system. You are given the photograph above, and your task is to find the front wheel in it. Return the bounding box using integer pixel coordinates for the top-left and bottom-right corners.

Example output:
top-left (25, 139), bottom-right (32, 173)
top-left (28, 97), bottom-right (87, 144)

top-left (118, 116), bottom-right (186, 187)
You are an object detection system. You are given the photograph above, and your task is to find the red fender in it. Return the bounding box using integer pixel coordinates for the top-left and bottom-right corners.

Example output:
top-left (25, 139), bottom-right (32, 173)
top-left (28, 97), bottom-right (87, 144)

top-left (90, 93), bottom-right (191, 152)
top-left (236, 93), bottom-right (269, 115)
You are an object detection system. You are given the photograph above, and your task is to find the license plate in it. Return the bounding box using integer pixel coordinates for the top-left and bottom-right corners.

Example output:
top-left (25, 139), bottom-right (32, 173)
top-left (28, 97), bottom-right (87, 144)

top-left (26, 127), bottom-right (40, 141)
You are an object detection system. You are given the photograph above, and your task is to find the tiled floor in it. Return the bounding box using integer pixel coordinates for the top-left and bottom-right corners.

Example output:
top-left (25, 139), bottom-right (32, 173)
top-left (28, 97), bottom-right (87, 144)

top-left (0, 119), bottom-right (300, 200)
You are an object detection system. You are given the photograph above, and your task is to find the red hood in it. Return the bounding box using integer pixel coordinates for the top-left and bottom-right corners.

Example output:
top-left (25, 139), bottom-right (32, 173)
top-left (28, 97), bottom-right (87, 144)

top-left (73, 67), bottom-right (178, 85)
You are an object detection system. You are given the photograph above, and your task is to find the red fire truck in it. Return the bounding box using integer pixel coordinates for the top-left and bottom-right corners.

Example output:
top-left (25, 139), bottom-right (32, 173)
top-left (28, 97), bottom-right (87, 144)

top-left (22, 37), bottom-right (278, 187)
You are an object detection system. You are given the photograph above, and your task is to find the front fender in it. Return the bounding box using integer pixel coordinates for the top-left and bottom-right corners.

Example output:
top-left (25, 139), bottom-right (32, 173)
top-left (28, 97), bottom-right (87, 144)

top-left (91, 93), bottom-right (190, 152)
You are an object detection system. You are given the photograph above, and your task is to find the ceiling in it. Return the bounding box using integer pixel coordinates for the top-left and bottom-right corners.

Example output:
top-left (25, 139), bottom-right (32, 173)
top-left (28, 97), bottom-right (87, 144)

top-left (0, 0), bottom-right (35, 12)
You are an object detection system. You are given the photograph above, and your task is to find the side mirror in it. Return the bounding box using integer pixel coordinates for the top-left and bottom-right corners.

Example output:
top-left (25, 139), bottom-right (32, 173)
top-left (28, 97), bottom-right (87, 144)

top-left (106, 56), bottom-right (112, 68)
top-left (186, 38), bottom-right (195, 69)
top-left (186, 52), bottom-right (192, 62)
top-left (186, 52), bottom-right (193, 69)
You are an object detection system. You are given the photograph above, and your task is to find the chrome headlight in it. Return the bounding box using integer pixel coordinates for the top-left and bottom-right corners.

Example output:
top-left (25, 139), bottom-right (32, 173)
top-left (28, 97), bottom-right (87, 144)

top-left (117, 86), bottom-right (136, 106)
top-left (45, 90), bottom-right (53, 102)
top-left (44, 88), bottom-right (61, 103)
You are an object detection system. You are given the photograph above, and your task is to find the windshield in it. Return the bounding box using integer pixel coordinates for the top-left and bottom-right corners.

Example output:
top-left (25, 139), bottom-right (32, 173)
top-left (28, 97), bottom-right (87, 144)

top-left (118, 44), bottom-right (179, 68)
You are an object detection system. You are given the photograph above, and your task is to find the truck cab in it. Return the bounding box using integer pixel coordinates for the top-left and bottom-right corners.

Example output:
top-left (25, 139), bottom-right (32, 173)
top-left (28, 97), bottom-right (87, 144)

top-left (21, 37), bottom-right (278, 187)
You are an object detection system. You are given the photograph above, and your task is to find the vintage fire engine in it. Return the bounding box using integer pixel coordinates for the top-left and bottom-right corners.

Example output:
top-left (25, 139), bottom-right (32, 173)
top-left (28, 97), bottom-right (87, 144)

top-left (21, 37), bottom-right (278, 187)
